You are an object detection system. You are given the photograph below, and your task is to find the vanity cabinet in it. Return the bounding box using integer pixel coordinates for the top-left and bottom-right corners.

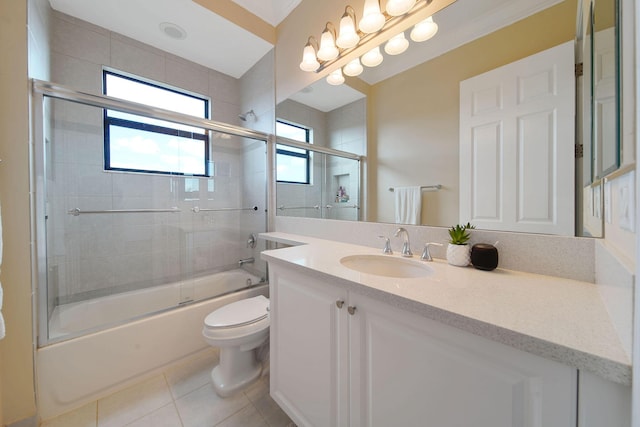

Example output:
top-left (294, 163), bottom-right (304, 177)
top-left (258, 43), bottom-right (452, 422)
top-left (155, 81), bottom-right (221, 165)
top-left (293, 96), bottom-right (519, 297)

top-left (269, 264), bottom-right (578, 427)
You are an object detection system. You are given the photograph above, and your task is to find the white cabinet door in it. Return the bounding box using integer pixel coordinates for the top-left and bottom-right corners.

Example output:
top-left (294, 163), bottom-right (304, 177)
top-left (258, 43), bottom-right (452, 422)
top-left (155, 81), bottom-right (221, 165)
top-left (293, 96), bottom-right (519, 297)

top-left (578, 370), bottom-right (631, 427)
top-left (349, 293), bottom-right (577, 427)
top-left (269, 266), bottom-right (349, 427)
top-left (460, 41), bottom-right (575, 235)
top-left (269, 265), bottom-right (578, 427)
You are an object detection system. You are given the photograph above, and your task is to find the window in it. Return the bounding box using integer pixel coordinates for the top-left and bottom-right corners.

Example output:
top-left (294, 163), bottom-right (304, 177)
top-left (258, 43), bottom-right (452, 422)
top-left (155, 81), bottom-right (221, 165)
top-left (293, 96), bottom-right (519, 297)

top-left (103, 70), bottom-right (210, 175)
top-left (276, 120), bottom-right (311, 184)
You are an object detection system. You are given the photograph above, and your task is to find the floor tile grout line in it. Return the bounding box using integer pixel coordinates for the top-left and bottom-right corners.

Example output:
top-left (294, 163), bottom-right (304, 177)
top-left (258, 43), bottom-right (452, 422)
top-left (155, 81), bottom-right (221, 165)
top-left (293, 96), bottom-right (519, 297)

top-left (211, 399), bottom-right (262, 427)
top-left (42, 353), bottom-right (287, 427)
top-left (99, 374), bottom-right (175, 427)
top-left (162, 372), bottom-right (186, 427)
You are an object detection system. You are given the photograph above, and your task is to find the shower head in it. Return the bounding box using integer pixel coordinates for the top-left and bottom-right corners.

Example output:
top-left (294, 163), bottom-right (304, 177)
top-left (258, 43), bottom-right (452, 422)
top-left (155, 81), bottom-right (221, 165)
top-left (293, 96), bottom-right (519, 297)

top-left (238, 109), bottom-right (256, 122)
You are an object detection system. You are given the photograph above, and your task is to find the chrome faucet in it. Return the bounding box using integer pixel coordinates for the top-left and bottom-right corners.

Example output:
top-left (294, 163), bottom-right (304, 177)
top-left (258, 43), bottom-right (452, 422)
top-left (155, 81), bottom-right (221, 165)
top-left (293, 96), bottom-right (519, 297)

top-left (238, 257), bottom-right (255, 266)
top-left (394, 227), bottom-right (413, 257)
top-left (421, 242), bottom-right (443, 261)
top-left (378, 235), bottom-right (393, 254)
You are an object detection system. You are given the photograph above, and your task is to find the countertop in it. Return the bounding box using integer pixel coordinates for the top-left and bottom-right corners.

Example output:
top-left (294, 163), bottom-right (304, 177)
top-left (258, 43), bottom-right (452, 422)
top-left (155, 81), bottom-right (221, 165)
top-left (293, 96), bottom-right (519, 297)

top-left (260, 232), bottom-right (631, 386)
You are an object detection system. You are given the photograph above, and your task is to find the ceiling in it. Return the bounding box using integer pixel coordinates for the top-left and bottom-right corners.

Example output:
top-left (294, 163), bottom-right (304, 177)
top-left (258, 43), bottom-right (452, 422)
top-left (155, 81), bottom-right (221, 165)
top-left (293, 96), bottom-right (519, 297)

top-left (49, 0), bottom-right (563, 106)
top-left (48, 0), bottom-right (296, 78)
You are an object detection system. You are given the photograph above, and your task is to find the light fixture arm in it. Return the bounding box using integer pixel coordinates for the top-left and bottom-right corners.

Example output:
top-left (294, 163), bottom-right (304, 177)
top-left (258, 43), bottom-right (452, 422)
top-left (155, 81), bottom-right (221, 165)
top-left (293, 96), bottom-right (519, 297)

top-left (342, 6), bottom-right (358, 30)
top-left (305, 36), bottom-right (319, 52)
top-left (322, 21), bottom-right (337, 40)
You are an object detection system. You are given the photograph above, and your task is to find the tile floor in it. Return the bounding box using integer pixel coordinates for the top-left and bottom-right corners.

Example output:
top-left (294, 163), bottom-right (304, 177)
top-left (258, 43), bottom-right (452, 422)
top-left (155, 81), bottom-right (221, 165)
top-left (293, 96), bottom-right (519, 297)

top-left (40, 349), bottom-right (295, 427)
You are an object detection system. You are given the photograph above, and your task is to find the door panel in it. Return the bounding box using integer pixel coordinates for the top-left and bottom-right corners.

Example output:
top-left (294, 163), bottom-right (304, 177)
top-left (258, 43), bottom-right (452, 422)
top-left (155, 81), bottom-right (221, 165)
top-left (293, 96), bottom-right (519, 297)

top-left (460, 41), bottom-right (575, 235)
top-left (269, 267), bottom-right (348, 427)
top-left (350, 293), bottom-right (577, 427)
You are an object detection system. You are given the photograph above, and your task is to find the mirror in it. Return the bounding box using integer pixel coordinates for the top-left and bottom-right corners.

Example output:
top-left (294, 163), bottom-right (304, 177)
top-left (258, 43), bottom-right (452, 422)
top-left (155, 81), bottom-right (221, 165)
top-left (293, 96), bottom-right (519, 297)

top-left (276, 0), bottom-right (621, 237)
top-left (578, 0), bottom-right (619, 237)
top-left (589, 0), bottom-right (620, 181)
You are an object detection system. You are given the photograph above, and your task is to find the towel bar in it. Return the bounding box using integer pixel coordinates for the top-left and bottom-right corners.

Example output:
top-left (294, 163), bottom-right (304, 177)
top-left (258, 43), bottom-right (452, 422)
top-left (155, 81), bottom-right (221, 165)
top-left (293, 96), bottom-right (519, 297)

top-left (388, 185), bottom-right (442, 192)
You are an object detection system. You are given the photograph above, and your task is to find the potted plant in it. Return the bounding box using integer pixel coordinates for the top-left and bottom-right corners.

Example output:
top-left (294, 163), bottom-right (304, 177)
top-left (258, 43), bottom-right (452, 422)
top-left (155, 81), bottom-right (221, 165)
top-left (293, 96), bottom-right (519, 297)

top-left (447, 222), bottom-right (475, 266)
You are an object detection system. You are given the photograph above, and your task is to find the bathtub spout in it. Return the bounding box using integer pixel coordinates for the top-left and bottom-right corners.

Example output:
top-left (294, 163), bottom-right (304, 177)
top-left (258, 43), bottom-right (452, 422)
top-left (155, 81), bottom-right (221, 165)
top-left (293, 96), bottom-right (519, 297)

top-left (238, 257), bottom-right (255, 266)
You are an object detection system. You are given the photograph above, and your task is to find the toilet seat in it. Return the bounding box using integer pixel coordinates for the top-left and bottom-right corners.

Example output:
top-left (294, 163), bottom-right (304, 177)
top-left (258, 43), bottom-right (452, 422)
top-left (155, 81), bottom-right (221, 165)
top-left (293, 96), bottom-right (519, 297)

top-left (204, 295), bottom-right (269, 329)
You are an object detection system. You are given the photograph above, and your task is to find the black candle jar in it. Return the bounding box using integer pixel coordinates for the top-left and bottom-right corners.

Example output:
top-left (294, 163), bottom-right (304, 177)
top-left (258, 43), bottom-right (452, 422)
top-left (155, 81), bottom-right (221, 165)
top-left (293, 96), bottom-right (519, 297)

top-left (470, 243), bottom-right (499, 271)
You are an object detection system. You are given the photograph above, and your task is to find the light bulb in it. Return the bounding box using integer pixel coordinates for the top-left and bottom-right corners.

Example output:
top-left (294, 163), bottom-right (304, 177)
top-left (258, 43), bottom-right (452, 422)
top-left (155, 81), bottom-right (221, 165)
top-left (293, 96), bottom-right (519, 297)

top-left (410, 16), bottom-right (438, 42)
top-left (299, 43), bottom-right (320, 72)
top-left (384, 32), bottom-right (409, 55)
top-left (359, 0), bottom-right (385, 33)
top-left (386, 0), bottom-right (416, 16)
top-left (327, 68), bottom-right (345, 85)
top-left (343, 58), bottom-right (363, 77)
top-left (317, 26), bottom-right (339, 61)
top-left (336, 13), bottom-right (359, 48)
top-left (361, 46), bottom-right (383, 67)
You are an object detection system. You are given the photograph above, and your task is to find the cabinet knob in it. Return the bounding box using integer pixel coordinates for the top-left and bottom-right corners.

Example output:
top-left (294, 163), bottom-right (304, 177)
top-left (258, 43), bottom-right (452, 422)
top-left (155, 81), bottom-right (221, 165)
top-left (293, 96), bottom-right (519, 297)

top-left (348, 306), bottom-right (356, 315)
top-left (336, 300), bottom-right (344, 309)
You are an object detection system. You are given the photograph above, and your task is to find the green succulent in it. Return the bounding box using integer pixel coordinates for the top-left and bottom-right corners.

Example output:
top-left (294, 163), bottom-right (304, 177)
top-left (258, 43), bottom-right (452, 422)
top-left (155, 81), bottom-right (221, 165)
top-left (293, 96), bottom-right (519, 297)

top-left (448, 222), bottom-right (475, 245)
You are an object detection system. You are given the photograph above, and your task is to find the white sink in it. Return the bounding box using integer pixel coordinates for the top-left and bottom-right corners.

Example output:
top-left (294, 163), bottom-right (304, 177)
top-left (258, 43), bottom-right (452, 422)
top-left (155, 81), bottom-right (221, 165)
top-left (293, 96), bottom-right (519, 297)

top-left (340, 254), bottom-right (434, 278)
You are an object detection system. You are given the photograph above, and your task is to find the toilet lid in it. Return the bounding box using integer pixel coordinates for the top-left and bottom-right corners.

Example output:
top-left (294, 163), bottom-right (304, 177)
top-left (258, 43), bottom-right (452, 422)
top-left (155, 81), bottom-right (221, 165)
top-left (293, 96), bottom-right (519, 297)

top-left (204, 295), bottom-right (269, 328)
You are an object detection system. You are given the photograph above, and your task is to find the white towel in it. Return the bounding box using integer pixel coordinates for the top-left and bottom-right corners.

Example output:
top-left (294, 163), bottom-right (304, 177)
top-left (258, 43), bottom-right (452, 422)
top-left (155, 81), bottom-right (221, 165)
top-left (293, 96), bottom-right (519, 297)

top-left (394, 186), bottom-right (422, 225)
top-left (0, 199), bottom-right (4, 340)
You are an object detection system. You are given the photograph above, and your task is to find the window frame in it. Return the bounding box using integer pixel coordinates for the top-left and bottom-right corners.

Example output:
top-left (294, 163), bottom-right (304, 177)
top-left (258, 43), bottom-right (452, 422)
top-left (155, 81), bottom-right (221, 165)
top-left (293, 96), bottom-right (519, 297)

top-left (276, 120), bottom-right (312, 185)
top-left (102, 69), bottom-right (211, 176)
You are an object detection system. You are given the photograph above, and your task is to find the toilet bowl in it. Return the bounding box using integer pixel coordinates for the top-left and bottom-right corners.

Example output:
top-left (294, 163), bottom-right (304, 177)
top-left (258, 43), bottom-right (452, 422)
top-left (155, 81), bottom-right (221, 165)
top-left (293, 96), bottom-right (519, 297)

top-left (202, 295), bottom-right (270, 397)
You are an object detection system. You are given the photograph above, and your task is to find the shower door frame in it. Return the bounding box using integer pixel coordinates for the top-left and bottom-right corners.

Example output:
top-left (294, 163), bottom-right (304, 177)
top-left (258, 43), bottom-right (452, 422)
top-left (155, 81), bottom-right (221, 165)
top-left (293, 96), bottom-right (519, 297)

top-left (273, 135), bottom-right (363, 221)
top-left (31, 79), bottom-right (272, 347)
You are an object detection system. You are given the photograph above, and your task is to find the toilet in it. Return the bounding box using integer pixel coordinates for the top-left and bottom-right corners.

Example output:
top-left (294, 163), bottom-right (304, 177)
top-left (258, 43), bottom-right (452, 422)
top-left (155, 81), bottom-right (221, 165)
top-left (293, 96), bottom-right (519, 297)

top-left (202, 295), bottom-right (270, 397)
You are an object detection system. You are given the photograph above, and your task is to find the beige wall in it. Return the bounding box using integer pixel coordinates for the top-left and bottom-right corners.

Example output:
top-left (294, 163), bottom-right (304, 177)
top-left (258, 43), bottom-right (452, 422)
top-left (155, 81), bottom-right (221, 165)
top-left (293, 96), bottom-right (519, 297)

top-left (369, 0), bottom-right (577, 225)
top-left (0, 0), bottom-right (37, 425)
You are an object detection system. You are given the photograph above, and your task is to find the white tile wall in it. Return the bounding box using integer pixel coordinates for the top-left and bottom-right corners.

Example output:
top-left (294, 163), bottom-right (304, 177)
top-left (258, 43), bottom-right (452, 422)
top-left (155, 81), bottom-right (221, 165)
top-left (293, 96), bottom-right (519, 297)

top-left (46, 12), bottom-right (271, 308)
top-left (595, 240), bottom-right (634, 358)
top-left (275, 98), bottom-right (364, 221)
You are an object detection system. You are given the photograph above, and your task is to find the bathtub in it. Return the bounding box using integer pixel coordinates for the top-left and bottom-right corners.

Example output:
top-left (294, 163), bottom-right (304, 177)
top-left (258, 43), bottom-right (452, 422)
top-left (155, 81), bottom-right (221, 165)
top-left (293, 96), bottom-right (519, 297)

top-left (37, 269), bottom-right (268, 420)
top-left (49, 269), bottom-right (264, 339)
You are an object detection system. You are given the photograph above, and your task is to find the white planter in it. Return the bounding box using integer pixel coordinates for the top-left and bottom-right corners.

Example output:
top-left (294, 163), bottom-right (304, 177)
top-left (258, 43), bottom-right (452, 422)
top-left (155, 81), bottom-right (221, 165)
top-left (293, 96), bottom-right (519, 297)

top-left (446, 243), bottom-right (470, 267)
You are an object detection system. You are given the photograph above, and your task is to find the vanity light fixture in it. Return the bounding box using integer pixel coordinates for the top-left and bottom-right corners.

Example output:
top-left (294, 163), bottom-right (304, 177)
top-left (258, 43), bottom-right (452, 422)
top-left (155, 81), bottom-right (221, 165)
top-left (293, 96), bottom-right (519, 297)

top-left (317, 23), bottom-right (339, 61)
top-left (384, 31), bottom-right (409, 55)
top-left (386, 0), bottom-right (417, 16)
top-left (336, 7), bottom-right (360, 49)
top-left (361, 46), bottom-right (384, 67)
top-left (326, 68), bottom-right (346, 85)
top-left (298, 0), bottom-right (452, 85)
top-left (410, 16), bottom-right (438, 42)
top-left (359, 0), bottom-right (386, 33)
top-left (299, 37), bottom-right (320, 71)
top-left (343, 58), bottom-right (364, 76)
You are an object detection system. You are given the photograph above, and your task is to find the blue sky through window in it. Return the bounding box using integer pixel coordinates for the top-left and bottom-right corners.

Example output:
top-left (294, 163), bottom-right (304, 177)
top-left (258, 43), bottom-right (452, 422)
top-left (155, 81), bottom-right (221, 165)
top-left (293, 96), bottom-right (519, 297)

top-left (104, 71), bottom-right (209, 175)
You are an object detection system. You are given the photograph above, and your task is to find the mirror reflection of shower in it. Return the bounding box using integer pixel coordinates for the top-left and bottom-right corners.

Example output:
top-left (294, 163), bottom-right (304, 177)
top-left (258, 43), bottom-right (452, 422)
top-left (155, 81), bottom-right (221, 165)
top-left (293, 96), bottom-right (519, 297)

top-left (239, 109), bottom-right (256, 122)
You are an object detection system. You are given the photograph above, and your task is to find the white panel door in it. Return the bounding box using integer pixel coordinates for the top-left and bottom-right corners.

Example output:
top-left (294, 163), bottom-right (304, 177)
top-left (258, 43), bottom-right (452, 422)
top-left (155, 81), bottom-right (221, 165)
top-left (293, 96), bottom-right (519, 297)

top-left (593, 27), bottom-right (617, 177)
top-left (349, 293), bottom-right (577, 427)
top-left (269, 266), bottom-right (349, 427)
top-left (460, 41), bottom-right (575, 235)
